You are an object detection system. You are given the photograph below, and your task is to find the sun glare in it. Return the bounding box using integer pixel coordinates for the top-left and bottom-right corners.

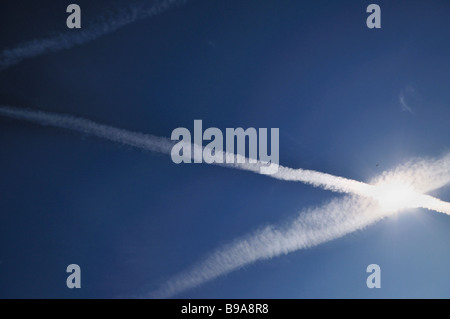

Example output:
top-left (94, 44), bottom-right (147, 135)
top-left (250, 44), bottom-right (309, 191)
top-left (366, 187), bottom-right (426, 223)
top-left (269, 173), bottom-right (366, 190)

top-left (372, 179), bottom-right (418, 213)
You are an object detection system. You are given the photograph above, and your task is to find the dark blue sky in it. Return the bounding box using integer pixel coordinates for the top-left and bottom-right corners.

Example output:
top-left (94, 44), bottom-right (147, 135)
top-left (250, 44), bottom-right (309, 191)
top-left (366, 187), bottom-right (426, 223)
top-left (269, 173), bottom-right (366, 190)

top-left (0, 0), bottom-right (450, 298)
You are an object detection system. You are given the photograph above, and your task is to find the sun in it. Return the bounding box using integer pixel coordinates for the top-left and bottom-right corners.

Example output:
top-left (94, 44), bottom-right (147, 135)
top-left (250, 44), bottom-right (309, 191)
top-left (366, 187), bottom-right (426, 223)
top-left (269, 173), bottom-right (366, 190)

top-left (372, 179), bottom-right (419, 213)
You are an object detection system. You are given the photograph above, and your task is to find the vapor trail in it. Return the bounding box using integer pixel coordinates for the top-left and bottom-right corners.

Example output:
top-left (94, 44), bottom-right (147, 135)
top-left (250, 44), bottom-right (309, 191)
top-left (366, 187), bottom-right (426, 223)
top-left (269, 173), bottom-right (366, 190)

top-left (1, 105), bottom-right (449, 298)
top-left (0, 105), bottom-right (373, 196)
top-left (0, 0), bottom-right (185, 71)
top-left (0, 105), bottom-right (449, 215)
top-left (152, 183), bottom-right (450, 298)
top-left (150, 195), bottom-right (386, 298)
top-left (151, 156), bottom-right (450, 298)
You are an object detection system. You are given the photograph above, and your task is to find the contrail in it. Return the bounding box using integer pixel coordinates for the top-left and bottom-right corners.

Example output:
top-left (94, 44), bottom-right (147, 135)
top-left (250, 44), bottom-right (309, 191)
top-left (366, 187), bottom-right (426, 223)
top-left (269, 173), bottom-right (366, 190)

top-left (150, 154), bottom-right (450, 298)
top-left (372, 153), bottom-right (450, 194)
top-left (0, 105), bottom-right (449, 214)
top-left (0, 0), bottom-right (447, 300)
top-left (1, 105), bottom-right (449, 298)
top-left (0, 0), bottom-right (185, 71)
top-left (150, 195), bottom-right (387, 298)
top-left (0, 105), bottom-right (373, 196)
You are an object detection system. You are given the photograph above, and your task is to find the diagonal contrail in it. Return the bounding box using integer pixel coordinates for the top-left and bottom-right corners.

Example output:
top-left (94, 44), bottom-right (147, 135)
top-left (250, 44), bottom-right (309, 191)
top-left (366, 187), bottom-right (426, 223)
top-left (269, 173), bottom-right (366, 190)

top-left (0, 105), bottom-right (449, 214)
top-left (149, 195), bottom-right (387, 298)
top-left (1, 1), bottom-right (448, 299)
top-left (0, 0), bottom-right (185, 71)
top-left (150, 156), bottom-right (450, 298)
top-left (0, 105), bottom-right (449, 298)
top-left (0, 105), bottom-right (374, 195)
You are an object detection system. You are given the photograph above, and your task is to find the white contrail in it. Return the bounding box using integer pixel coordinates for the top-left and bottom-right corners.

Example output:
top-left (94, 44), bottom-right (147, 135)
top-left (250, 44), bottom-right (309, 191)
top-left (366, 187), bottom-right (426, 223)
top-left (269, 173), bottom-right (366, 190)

top-left (0, 105), bottom-right (374, 196)
top-left (372, 153), bottom-right (450, 194)
top-left (0, 105), bottom-right (175, 154)
top-left (152, 185), bottom-right (450, 298)
top-left (0, 0), bottom-right (185, 71)
top-left (150, 195), bottom-right (386, 298)
top-left (151, 157), bottom-right (450, 298)
top-left (1, 105), bottom-right (449, 298)
top-left (0, 105), bottom-right (449, 214)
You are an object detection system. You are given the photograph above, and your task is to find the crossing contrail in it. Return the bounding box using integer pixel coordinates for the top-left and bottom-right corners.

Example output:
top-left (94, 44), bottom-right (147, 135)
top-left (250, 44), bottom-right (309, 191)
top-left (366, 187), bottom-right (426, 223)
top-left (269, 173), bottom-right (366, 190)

top-left (0, 105), bottom-right (449, 214)
top-left (150, 157), bottom-right (450, 298)
top-left (0, 0), bottom-right (185, 71)
top-left (1, 104), bottom-right (449, 298)
top-left (1, 0), bottom-right (448, 300)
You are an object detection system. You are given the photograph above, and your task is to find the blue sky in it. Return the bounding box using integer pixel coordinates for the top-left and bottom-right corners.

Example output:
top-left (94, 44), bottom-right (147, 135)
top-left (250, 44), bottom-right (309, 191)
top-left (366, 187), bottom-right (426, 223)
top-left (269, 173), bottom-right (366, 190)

top-left (0, 0), bottom-right (450, 298)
